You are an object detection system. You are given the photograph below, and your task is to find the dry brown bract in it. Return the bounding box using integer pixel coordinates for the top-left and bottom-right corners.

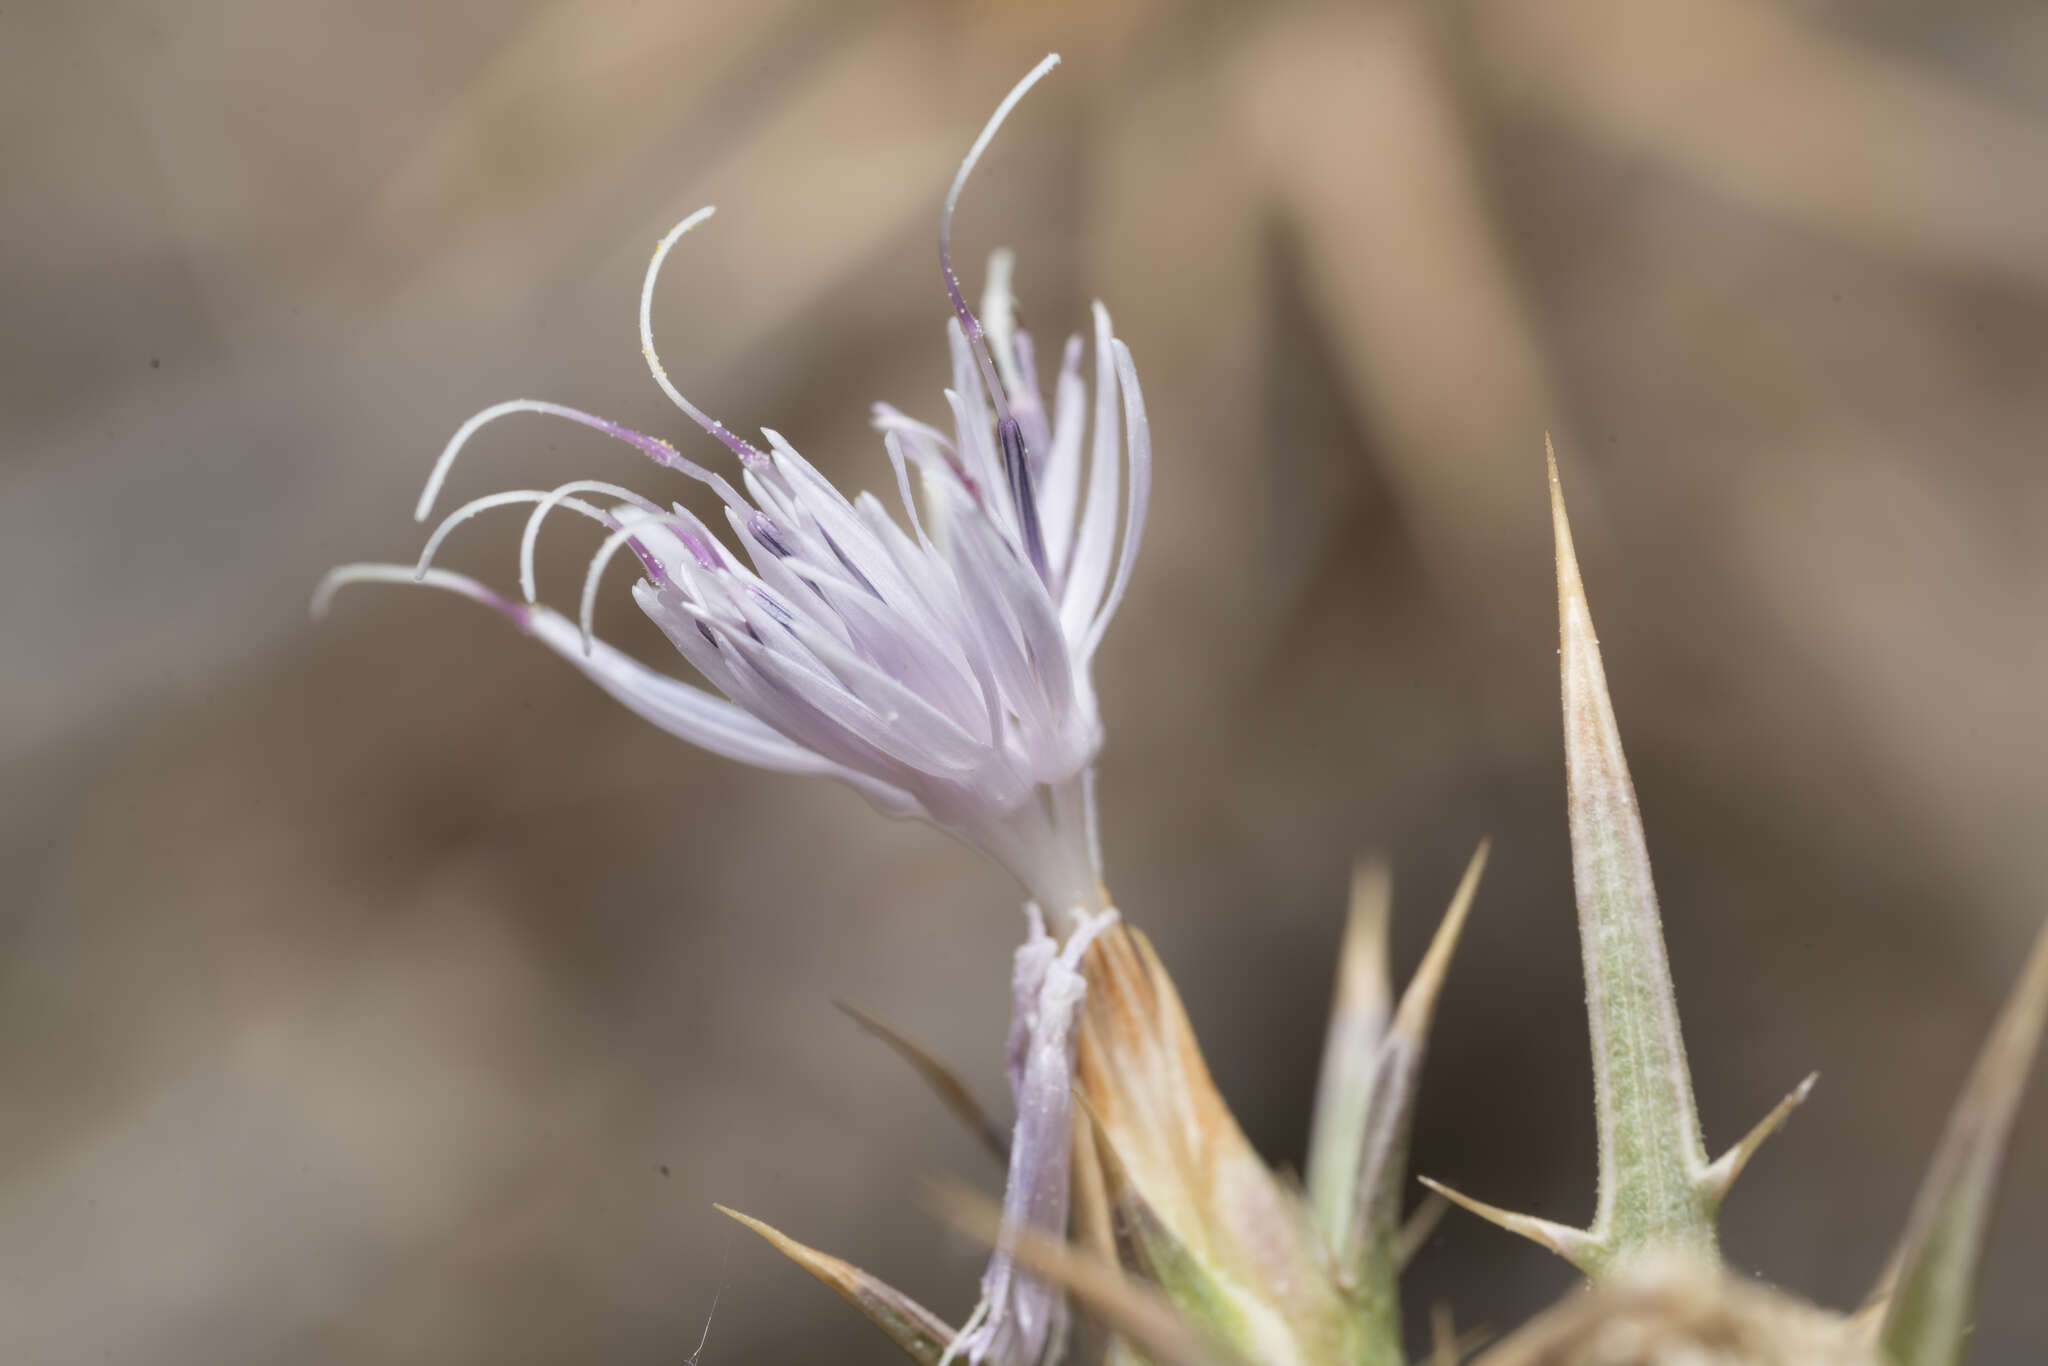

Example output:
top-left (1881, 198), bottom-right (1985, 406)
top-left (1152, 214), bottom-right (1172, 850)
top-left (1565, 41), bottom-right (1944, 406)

top-left (1472, 1259), bottom-right (1874, 1366)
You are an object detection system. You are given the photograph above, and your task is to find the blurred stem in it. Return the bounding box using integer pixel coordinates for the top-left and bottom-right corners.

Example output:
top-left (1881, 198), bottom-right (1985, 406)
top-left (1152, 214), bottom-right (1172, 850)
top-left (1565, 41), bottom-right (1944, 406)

top-left (1306, 858), bottom-right (1393, 1246)
top-left (1339, 844), bottom-right (1486, 1355)
top-left (1876, 916), bottom-right (2048, 1366)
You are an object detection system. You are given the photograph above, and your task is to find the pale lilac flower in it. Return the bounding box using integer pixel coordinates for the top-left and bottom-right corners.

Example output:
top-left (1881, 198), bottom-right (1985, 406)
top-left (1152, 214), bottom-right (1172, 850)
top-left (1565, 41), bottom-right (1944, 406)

top-left (318, 53), bottom-right (1141, 1365)
top-left (317, 54), bottom-right (1146, 925)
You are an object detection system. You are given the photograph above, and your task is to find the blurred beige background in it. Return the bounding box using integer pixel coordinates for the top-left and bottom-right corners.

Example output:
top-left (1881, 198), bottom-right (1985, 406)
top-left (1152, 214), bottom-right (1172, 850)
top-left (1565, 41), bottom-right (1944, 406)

top-left (6, 1), bottom-right (2048, 1362)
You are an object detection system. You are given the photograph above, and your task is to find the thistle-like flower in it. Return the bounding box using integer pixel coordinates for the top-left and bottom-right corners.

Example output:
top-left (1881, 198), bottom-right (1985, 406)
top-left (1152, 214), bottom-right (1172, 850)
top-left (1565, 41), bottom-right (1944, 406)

top-left (319, 54), bottom-right (1147, 1366)
top-left (317, 53), bottom-right (1147, 925)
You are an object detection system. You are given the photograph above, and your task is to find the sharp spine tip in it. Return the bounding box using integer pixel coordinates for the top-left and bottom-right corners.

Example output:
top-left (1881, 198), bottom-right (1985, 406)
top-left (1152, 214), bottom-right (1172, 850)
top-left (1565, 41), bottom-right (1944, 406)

top-left (1701, 1072), bottom-right (1818, 1203)
top-left (1416, 1176), bottom-right (1605, 1274)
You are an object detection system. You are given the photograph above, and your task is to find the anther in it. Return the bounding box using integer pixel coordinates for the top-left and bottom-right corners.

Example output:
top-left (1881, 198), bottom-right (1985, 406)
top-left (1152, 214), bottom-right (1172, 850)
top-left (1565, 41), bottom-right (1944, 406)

top-left (998, 416), bottom-right (1050, 583)
top-left (748, 512), bottom-right (794, 559)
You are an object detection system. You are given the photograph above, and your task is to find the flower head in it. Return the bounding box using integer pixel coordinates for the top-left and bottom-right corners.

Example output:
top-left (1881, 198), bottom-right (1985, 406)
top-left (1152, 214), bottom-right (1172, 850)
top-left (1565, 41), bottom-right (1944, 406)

top-left (318, 54), bottom-right (1148, 918)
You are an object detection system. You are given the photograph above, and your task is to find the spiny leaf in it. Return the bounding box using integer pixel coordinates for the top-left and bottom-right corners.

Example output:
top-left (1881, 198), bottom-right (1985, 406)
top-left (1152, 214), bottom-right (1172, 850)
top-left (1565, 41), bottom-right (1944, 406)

top-left (1307, 857), bottom-right (1394, 1246)
top-left (1340, 842), bottom-right (1489, 1344)
top-left (927, 1180), bottom-right (1253, 1366)
top-left (1427, 452), bottom-right (1732, 1275)
top-left (1550, 442), bottom-right (1715, 1268)
top-left (1872, 915), bottom-right (2048, 1366)
top-left (837, 1000), bottom-right (1008, 1163)
top-left (716, 1204), bottom-right (956, 1366)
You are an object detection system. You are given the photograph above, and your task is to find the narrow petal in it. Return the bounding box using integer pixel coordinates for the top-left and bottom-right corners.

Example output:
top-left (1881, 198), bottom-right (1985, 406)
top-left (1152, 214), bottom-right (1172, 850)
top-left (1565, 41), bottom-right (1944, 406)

top-left (1036, 335), bottom-right (1088, 578)
top-left (872, 403), bottom-right (959, 458)
top-left (1060, 303), bottom-right (1122, 642)
top-left (718, 608), bottom-right (976, 778)
top-left (946, 381), bottom-right (1018, 546)
top-left (946, 505), bottom-right (1066, 751)
top-left (951, 505), bottom-right (1078, 741)
top-left (1009, 329), bottom-right (1053, 472)
top-left (518, 604), bottom-right (873, 778)
top-left (316, 564), bottom-right (895, 790)
top-left (1079, 339), bottom-right (1153, 662)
